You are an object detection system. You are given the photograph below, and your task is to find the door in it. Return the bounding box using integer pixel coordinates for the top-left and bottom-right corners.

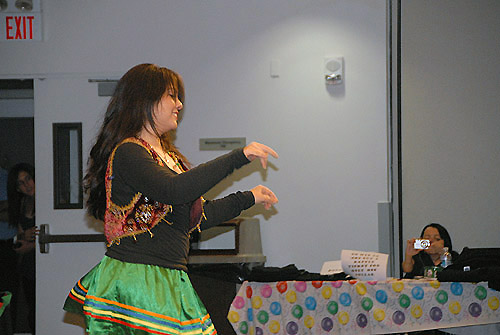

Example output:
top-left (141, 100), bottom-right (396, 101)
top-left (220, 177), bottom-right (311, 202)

top-left (34, 75), bottom-right (110, 334)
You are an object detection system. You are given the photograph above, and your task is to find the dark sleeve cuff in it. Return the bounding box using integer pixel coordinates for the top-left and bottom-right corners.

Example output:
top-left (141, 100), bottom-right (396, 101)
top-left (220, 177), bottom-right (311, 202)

top-left (201, 190), bottom-right (255, 230)
top-left (233, 148), bottom-right (251, 167)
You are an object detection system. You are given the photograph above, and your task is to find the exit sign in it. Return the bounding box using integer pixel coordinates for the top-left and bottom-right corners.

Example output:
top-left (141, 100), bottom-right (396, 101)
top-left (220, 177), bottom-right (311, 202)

top-left (0, 0), bottom-right (42, 41)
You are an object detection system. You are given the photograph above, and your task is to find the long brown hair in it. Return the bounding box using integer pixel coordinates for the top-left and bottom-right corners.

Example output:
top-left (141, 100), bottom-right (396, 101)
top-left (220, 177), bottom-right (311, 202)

top-left (85, 63), bottom-right (187, 220)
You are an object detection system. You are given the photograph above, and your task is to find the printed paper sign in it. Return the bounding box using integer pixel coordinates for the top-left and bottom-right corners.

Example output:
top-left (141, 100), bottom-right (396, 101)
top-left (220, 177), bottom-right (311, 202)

top-left (320, 260), bottom-right (343, 275)
top-left (341, 249), bottom-right (388, 281)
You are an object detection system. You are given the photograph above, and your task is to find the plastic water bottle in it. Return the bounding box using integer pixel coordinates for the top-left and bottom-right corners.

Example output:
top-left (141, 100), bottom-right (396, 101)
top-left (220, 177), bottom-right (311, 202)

top-left (441, 247), bottom-right (452, 268)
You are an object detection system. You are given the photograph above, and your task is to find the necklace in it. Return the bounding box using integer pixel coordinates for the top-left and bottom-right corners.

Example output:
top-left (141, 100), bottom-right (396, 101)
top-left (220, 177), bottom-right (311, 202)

top-left (164, 151), bottom-right (183, 172)
top-left (137, 137), bottom-right (183, 172)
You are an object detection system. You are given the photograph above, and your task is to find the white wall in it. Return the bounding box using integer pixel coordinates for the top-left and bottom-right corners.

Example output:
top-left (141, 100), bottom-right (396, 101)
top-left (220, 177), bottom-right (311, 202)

top-left (401, 1), bottom-right (500, 252)
top-left (0, 0), bottom-right (388, 271)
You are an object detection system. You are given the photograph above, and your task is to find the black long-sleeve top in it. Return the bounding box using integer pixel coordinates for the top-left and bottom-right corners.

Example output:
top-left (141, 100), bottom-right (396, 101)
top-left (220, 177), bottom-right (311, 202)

top-left (105, 142), bottom-right (255, 271)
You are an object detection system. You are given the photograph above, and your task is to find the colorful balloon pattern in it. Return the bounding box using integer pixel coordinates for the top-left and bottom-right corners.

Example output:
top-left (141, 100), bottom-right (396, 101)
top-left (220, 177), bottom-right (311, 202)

top-left (229, 280), bottom-right (500, 334)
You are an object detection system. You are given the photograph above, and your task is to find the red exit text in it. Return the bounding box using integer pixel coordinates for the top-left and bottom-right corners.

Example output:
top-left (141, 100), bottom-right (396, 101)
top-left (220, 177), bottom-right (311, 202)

top-left (5, 15), bottom-right (35, 40)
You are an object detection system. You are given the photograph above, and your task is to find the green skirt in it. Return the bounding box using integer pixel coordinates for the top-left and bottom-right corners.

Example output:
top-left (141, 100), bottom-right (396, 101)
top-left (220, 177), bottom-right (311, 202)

top-left (63, 256), bottom-right (217, 335)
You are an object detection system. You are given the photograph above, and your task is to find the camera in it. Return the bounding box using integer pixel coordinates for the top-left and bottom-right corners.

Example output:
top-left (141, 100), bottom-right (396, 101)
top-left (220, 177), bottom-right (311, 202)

top-left (414, 239), bottom-right (430, 249)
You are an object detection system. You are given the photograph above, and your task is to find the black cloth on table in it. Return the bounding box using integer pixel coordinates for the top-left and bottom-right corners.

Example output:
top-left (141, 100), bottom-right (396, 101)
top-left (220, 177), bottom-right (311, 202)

top-left (437, 247), bottom-right (500, 291)
top-left (188, 263), bottom-right (352, 283)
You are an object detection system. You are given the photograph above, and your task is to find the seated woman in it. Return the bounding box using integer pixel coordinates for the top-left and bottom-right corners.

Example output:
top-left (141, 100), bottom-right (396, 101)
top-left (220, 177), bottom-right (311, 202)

top-left (402, 223), bottom-right (459, 279)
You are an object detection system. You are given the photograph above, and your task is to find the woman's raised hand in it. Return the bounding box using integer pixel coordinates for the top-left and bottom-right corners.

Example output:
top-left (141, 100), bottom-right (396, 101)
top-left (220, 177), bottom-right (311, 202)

top-left (251, 185), bottom-right (278, 210)
top-left (243, 142), bottom-right (278, 169)
top-left (405, 238), bottom-right (421, 257)
top-left (244, 142), bottom-right (279, 209)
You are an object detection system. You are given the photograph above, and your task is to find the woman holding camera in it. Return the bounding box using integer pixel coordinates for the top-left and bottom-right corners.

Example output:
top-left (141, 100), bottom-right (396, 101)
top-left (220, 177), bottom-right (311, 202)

top-left (402, 223), bottom-right (459, 278)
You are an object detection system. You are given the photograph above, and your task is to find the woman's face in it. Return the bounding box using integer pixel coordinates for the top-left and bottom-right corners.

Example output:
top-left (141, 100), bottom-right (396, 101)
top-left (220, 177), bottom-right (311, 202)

top-left (151, 89), bottom-right (183, 134)
top-left (17, 170), bottom-right (35, 197)
top-left (422, 226), bottom-right (444, 254)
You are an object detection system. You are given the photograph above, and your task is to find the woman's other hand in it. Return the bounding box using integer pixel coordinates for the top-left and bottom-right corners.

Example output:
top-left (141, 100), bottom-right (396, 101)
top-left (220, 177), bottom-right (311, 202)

top-left (13, 239), bottom-right (35, 254)
top-left (243, 142), bottom-right (278, 169)
top-left (251, 185), bottom-right (278, 210)
top-left (405, 238), bottom-right (421, 257)
top-left (23, 226), bottom-right (38, 242)
top-left (402, 238), bottom-right (420, 273)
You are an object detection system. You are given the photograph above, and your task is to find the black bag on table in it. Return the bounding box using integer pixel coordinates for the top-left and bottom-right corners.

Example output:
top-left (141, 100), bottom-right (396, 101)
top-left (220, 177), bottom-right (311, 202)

top-left (437, 247), bottom-right (500, 291)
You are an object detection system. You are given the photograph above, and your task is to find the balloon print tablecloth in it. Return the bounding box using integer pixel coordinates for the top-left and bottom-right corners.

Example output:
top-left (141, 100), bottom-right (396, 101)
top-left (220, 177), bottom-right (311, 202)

top-left (227, 279), bottom-right (500, 334)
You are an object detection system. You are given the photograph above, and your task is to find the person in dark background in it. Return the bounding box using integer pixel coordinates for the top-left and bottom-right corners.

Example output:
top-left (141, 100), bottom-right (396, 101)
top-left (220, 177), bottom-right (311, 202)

top-left (7, 162), bottom-right (36, 334)
top-left (0, 163), bottom-right (18, 332)
top-left (402, 222), bottom-right (459, 279)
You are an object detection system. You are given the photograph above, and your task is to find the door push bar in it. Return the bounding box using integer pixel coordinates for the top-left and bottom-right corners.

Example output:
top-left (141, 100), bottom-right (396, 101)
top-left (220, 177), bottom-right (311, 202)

top-left (38, 219), bottom-right (242, 254)
top-left (38, 224), bottom-right (106, 254)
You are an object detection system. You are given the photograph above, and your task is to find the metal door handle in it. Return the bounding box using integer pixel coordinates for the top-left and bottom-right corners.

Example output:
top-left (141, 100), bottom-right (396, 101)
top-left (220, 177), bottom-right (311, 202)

top-left (38, 219), bottom-right (242, 254)
top-left (38, 224), bottom-right (105, 253)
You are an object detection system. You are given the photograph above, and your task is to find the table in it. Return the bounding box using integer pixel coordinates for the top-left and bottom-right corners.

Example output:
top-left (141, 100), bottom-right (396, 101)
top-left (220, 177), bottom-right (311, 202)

top-left (228, 279), bottom-right (500, 334)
